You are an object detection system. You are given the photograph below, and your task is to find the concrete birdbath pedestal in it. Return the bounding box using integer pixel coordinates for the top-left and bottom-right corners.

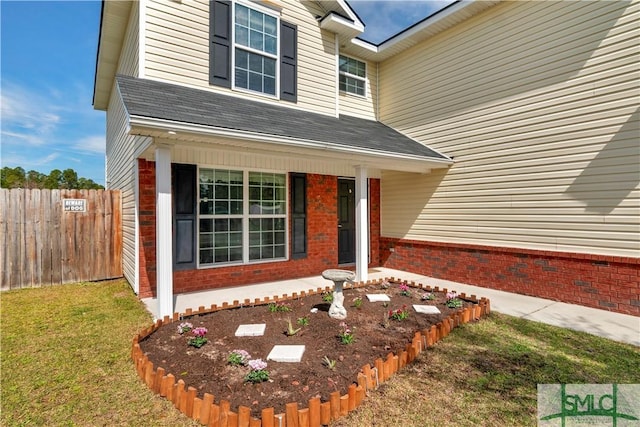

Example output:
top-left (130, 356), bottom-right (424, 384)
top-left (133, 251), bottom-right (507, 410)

top-left (322, 269), bottom-right (355, 320)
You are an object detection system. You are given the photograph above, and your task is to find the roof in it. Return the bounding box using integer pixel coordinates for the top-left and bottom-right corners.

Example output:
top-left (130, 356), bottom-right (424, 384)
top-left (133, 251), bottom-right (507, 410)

top-left (116, 75), bottom-right (451, 163)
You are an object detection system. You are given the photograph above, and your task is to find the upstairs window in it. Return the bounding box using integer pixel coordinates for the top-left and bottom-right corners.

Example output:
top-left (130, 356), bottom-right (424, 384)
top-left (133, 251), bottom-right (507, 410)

top-left (234, 3), bottom-right (278, 96)
top-left (210, 0), bottom-right (297, 102)
top-left (339, 55), bottom-right (366, 96)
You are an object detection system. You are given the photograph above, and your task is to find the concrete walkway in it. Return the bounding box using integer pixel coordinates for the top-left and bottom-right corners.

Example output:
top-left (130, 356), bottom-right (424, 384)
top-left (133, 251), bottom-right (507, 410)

top-left (142, 267), bottom-right (639, 346)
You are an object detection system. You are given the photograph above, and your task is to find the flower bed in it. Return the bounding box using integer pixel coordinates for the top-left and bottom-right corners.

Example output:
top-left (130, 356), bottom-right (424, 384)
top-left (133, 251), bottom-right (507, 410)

top-left (131, 277), bottom-right (490, 426)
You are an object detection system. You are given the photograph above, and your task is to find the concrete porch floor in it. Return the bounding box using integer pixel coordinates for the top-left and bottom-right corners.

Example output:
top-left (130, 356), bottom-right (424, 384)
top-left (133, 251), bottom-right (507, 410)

top-left (142, 267), bottom-right (639, 346)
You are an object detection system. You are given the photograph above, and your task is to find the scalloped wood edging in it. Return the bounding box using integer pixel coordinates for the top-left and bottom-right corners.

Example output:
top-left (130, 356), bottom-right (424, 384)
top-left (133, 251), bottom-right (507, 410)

top-left (131, 277), bottom-right (491, 426)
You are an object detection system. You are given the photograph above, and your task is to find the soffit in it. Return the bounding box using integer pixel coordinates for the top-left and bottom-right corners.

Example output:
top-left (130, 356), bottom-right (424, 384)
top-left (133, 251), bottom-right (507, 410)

top-left (93, 1), bottom-right (133, 111)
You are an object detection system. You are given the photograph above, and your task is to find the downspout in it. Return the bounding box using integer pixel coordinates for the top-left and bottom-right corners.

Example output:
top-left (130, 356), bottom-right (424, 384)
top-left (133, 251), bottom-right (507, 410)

top-left (335, 33), bottom-right (340, 118)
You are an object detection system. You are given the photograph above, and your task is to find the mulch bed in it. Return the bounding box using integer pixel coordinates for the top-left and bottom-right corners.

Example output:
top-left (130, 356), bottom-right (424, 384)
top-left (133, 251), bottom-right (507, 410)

top-left (138, 279), bottom-right (479, 419)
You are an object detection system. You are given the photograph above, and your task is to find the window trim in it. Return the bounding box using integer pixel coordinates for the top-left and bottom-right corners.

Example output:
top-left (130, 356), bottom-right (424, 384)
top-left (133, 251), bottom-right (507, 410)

top-left (339, 54), bottom-right (367, 98)
top-left (197, 166), bottom-right (289, 269)
top-left (231, 0), bottom-right (280, 99)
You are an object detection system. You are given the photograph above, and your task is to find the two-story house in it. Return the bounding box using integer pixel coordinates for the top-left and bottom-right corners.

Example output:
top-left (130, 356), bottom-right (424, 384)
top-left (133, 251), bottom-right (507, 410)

top-left (93, 0), bottom-right (639, 319)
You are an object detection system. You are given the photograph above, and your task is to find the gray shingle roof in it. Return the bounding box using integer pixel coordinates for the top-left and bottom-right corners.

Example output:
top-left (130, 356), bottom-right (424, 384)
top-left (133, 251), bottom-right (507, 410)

top-left (116, 75), bottom-right (449, 160)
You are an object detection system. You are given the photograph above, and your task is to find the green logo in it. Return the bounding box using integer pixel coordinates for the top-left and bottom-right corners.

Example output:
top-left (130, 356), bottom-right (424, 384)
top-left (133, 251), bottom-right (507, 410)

top-left (538, 384), bottom-right (639, 426)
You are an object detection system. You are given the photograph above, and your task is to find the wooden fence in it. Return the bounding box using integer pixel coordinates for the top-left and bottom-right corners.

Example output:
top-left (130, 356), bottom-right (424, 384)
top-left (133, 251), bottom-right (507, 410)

top-left (0, 189), bottom-right (122, 290)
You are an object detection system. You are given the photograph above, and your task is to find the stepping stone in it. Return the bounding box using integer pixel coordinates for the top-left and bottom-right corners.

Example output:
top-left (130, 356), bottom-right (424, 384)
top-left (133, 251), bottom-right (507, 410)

top-left (366, 294), bottom-right (391, 302)
top-left (413, 305), bottom-right (441, 314)
top-left (234, 324), bottom-right (266, 337)
top-left (267, 345), bottom-right (305, 362)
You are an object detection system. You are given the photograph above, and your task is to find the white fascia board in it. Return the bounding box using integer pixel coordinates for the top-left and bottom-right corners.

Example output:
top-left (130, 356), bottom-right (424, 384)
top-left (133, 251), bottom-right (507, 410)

top-left (350, 38), bottom-right (379, 53)
top-left (128, 115), bottom-right (453, 166)
top-left (334, 0), bottom-right (364, 28)
top-left (320, 12), bottom-right (364, 37)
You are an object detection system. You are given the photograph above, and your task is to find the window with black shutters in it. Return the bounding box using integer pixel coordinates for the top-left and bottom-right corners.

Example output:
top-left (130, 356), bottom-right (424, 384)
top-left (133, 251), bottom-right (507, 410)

top-left (210, 0), bottom-right (297, 102)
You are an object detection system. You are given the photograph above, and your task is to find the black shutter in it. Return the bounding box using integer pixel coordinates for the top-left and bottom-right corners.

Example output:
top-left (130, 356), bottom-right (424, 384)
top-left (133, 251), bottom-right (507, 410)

top-left (280, 21), bottom-right (297, 102)
top-left (210, 0), bottom-right (232, 88)
top-left (290, 173), bottom-right (306, 259)
top-left (172, 164), bottom-right (197, 270)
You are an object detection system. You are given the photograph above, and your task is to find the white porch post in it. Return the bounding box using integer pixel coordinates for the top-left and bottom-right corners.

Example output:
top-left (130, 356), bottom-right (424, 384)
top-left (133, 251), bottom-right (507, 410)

top-left (355, 166), bottom-right (369, 283)
top-left (155, 144), bottom-right (173, 318)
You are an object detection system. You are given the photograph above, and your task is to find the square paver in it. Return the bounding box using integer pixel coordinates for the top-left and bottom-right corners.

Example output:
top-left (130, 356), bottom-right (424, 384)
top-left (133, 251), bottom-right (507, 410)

top-left (366, 294), bottom-right (391, 302)
top-left (267, 345), bottom-right (305, 362)
top-left (413, 305), bottom-right (441, 314)
top-left (234, 323), bottom-right (266, 337)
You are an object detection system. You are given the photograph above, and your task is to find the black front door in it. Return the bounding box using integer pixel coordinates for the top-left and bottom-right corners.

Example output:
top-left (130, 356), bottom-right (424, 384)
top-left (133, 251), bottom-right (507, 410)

top-left (337, 179), bottom-right (355, 264)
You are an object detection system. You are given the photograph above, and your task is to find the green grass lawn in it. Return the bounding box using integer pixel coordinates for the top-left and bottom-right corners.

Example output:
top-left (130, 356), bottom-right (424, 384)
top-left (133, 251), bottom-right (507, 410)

top-left (2, 279), bottom-right (638, 426)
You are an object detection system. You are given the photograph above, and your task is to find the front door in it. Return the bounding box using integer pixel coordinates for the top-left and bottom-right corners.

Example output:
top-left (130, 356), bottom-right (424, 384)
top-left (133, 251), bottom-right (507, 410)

top-left (337, 178), bottom-right (355, 264)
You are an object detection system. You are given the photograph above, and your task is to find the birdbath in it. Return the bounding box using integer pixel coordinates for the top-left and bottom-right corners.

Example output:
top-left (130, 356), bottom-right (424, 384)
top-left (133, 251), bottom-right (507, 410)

top-left (322, 269), bottom-right (355, 320)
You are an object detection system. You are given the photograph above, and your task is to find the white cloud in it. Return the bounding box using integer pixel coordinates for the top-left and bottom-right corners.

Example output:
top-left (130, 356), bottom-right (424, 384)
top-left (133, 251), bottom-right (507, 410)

top-left (0, 82), bottom-right (62, 146)
top-left (73, 135), bottom-right (105, 154)
top-left (1, 151), bottom-right (60, 169)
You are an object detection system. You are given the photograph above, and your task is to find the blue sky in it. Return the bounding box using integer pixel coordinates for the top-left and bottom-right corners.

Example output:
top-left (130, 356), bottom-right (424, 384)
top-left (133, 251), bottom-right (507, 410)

top-left (0, 0), bottom-right (451, 187)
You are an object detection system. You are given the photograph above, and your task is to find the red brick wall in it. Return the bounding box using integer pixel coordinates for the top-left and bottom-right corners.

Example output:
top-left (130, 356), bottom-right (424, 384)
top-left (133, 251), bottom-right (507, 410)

top-left (138, 159), bottom-right (156, 297)
top-left (136, 160), bottom-right (382, 297)
top-left (380, 237), bottom-right (639, 316)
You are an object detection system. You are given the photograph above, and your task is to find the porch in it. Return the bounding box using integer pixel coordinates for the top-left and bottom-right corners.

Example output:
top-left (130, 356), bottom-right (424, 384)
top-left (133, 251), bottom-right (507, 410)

top-left (141, 267), bottom-right (639, 346)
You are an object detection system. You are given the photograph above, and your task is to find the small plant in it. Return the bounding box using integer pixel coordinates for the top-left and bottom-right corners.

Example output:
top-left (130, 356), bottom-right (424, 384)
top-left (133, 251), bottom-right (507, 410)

top-left (228, 349), bottom-right (251, 366)
top-left (245, 359), bottom-right (270, 383)
top-left (297, 316), bottom-right (309, 326)
top-left (322, 356), bottom-right (337, 370)
top-left (268, 301), bottom-right (291, 313)
top-left (398, 283), bottom-right (412, 297)
top-left (389, 305), bottom-right (409, 321)
top-left (322, 291), bottom-right (334, 303)
top-left (421, 292), bottom-right (436, 301)
top-left (352, 296), bottom-right (363, 309)
top-left (381, 280), bottom-right (391, 290)
top-left (188, 327), bottom-right (208, 348)
top-left (446, 291), bottom-right (463, 308)
top-left (338, 322), bottom-right (355, 344)
top-left (177, 322), bottom-right (193, 334)
top-left (285, 317), bottom-right (302, 336)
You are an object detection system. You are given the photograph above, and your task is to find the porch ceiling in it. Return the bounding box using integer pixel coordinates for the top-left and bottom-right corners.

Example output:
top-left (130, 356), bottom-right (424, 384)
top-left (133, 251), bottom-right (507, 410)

top-left (117, 75), bottom-right (453, 173)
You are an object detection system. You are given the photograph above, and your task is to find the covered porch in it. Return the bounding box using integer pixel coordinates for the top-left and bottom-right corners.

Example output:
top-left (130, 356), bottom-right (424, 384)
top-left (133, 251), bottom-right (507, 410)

top-left (117, 75), bottom-right (452, 318)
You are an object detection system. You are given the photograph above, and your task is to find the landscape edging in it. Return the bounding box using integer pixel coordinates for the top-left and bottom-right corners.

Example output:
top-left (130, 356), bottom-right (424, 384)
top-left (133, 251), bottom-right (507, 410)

top-left (131, 277), bottom-right (491, 426)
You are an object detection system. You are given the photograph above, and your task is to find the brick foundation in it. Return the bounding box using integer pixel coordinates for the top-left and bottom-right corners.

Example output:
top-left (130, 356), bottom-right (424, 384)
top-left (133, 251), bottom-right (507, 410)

top-left (380, 237), bottom-right (639, 316)
top-left (137, 159), bottom-right (381, 298)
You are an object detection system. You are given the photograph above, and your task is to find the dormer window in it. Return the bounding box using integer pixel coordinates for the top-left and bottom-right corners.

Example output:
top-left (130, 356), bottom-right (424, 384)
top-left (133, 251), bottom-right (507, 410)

top-left (339, 55), bottom-right (366, 97)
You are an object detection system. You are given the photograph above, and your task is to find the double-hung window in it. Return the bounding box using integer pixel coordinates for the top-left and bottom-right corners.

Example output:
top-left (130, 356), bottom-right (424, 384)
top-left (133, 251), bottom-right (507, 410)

top-left (234, 2), bottom-right (278, 96)
top-left (339, 55), bottom-right (366, 97)
top-left (198, 168), bottom-right (287, 266)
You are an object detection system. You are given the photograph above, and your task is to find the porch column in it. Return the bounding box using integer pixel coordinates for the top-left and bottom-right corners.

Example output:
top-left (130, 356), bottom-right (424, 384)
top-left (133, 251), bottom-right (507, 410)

top-left (155, 144), bottom-right (173, 319)
top-left (355, 166), bottom-right (369, 283)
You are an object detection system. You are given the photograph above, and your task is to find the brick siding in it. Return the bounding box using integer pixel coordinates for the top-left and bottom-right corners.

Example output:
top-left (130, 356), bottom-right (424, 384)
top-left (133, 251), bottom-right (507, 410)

top-left (380, 237), bottom-right (639, 316)
top-left (137, 160), bottom-right (381, 297)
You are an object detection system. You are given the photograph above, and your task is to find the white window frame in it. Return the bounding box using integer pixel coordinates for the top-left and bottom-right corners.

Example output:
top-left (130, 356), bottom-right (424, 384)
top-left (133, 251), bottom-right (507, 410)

top-left (339, 55), bottom-right (367, 97)
top-left (231, 0), bottom-right (280, 99)
top-left (197, 167), bottom-right (289, 269)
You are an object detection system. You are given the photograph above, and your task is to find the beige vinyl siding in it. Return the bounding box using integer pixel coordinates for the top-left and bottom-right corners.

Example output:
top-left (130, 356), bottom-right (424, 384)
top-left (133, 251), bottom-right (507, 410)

top-left (117, 1), bottom-right (139, 76)
top-left (105, 3), bottom-right (147, 289)
top-left (153, 140), bottom-right (382, 179)
top-left (339, 58), bottom-right (377, 120)
top-left (144, 0), bottom-right (336, 116)
top-left (379, 0), bottom-right (639, 257)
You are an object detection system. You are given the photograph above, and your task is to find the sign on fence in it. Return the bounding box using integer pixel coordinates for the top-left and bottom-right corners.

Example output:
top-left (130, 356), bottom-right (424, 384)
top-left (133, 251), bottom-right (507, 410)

top-left (0, 189), bottom-right (122, 290)
top-left (63, 199), bottom-right (87, 212)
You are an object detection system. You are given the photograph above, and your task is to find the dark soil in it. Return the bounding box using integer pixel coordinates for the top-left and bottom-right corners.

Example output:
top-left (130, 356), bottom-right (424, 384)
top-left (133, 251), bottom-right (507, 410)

top-left (139, 280), bottom-right (475, 418)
